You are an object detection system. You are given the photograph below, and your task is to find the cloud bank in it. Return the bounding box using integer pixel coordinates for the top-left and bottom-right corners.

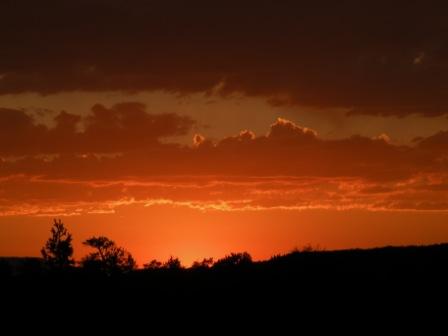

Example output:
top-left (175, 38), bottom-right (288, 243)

top-left (1, 103), bottom-right (448, 214)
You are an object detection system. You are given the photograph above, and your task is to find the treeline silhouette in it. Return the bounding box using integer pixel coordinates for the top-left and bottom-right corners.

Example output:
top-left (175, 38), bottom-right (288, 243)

top-left (2, 219), bottom-right (448, 280)
top-left (26, 219), bottom-right (255, 275)
top-left (2, 219), bottom-right (448, 327)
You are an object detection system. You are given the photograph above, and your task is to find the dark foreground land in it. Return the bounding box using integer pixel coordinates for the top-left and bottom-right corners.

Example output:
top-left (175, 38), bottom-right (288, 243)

top-left (2, 244), bottom-right (448, 328)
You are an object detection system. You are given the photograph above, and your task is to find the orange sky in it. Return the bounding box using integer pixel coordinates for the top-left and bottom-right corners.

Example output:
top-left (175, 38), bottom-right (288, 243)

top-left (1, 1), bottom-right (448, 266)
top-left (2, 205), bottom-right (448, 266)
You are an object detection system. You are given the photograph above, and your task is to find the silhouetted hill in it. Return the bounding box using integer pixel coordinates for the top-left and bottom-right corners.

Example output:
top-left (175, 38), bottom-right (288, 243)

top-left (2, 244), bottom-right (447, 328)
top-left (0, 257), bottom-right (44, 277)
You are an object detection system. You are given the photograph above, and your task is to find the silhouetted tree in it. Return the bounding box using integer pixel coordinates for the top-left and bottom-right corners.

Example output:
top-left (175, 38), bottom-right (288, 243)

top-left (163, 256), bottom-right (183, 270)
top-left (213, 252), bottom-right (252, 268)
top-left (81, 236), bottom-right (136, 275)
top-left (191, 257), bottom-right (214, 269)
top-left (41, 219), bottom-right (74, 271)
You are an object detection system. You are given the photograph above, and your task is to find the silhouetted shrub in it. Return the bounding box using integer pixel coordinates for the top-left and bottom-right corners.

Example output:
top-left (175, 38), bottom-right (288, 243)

top-left (163, 256), bottom-right (183, 270)
top-left (301, 244), bottom-right (323, 252)
top-left (143, 259), bottom-right (163, 270)
top-left (213, 252), bottom-right (252, 268)
top-left (191, 257), bottom-right (214, 269)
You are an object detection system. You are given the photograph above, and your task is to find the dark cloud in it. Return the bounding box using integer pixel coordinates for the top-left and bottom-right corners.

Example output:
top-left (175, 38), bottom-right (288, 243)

top-left (0, 103), bottom-right (195, 156)
top-left (83, 102), bottom-right (195, 152)
top-left (0, 1), bottom-right (447, 116)
top-left (416, 130), bottom-right (448, 151)
top-left (0, 108), bottom-right (47, 156)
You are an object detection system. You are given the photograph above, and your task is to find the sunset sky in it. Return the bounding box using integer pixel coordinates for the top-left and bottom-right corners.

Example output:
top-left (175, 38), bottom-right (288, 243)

top-left (1, 0), bottom-right (448, 265)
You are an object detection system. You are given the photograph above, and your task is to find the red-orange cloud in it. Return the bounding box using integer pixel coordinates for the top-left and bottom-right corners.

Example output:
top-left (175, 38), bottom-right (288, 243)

top-left (1, 109), bottom-right (448, 214)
